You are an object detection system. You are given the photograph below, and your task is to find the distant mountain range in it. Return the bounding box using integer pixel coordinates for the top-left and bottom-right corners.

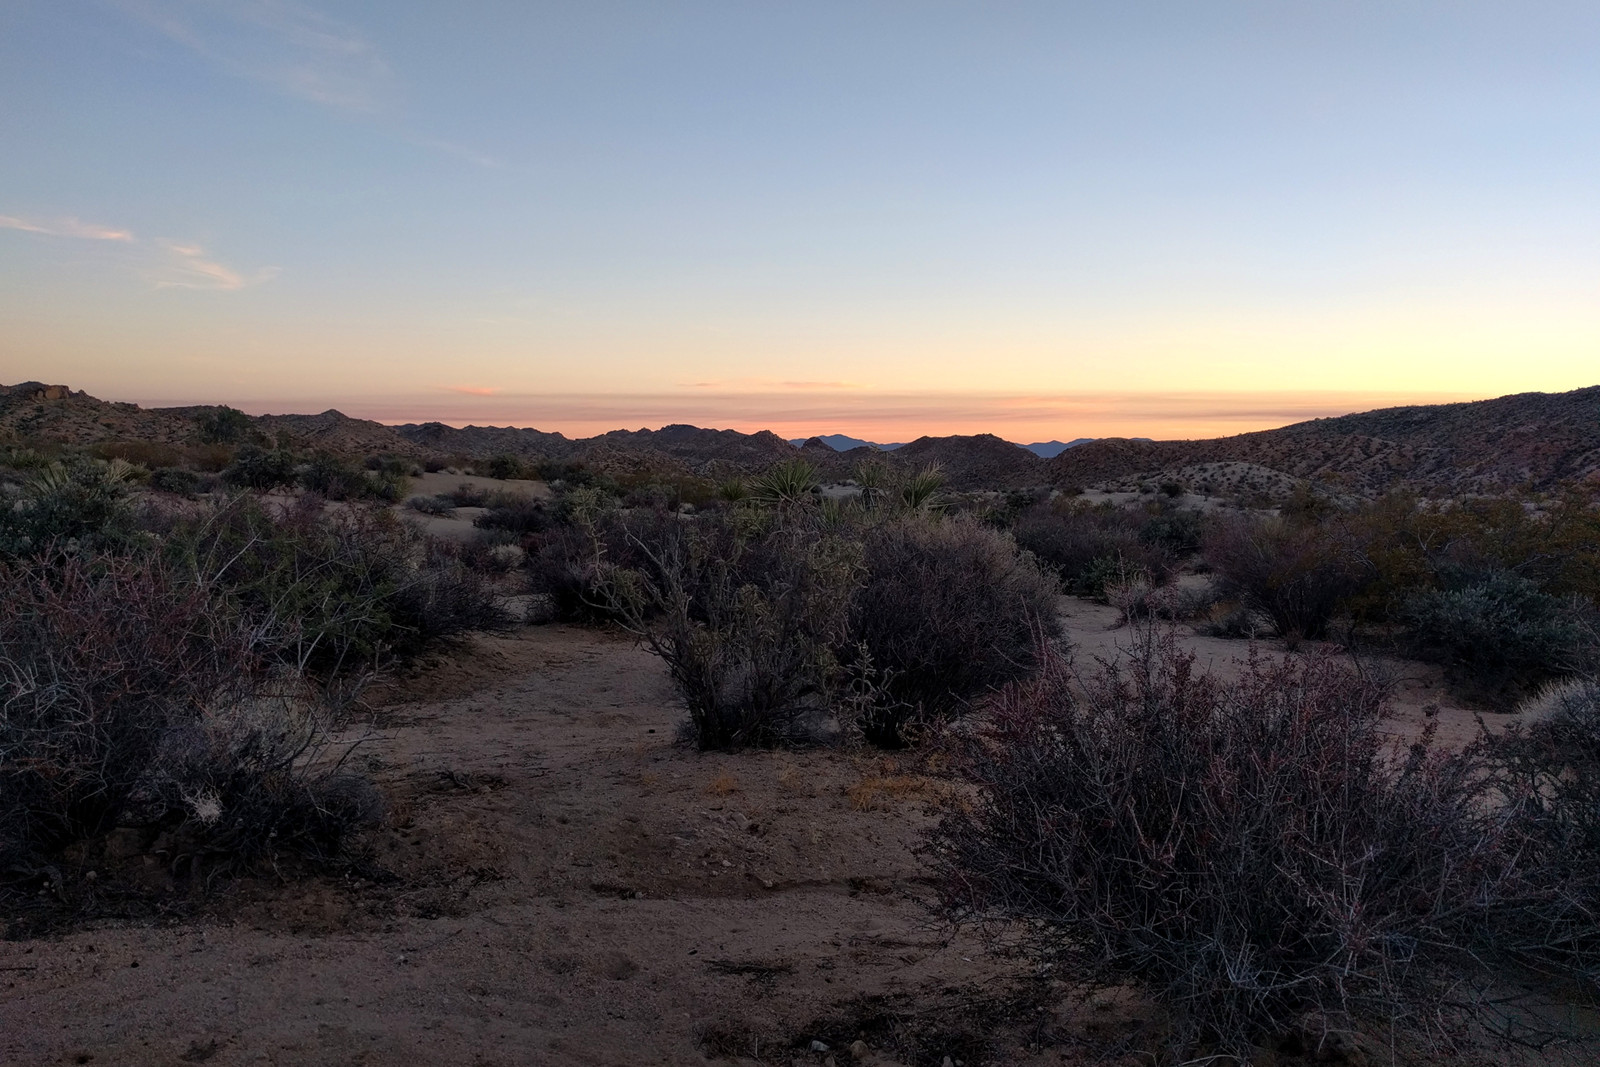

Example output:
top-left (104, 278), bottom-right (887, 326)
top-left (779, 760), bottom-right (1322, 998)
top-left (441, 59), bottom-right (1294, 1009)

top-left (3, 381), bottom-right (1597, 497)
top-left (789, 434), bottom-right (1100, 457)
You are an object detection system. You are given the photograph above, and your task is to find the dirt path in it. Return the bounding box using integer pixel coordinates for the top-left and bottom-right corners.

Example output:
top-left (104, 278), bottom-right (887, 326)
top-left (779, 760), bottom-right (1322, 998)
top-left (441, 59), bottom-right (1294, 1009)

top-left (1, 627), bottom-right (1061, 1067)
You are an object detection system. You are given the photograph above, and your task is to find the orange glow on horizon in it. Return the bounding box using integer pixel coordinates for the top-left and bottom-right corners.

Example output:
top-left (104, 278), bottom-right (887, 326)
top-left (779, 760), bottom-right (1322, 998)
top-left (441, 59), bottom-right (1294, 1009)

top-left (119, 388), bottom-right (1493, 444)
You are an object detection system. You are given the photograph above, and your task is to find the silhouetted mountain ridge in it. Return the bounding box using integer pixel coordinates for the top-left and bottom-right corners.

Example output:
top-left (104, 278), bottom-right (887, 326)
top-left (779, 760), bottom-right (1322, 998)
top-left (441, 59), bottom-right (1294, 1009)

top-left (5, 383), bottom-right (1596, 495)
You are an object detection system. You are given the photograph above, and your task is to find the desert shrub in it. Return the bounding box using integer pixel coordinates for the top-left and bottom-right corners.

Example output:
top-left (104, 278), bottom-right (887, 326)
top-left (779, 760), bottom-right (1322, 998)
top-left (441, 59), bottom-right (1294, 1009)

top-left (1348, 493), bottom-right (1600, 625)
top-left (299, 452), bottom-right (367, 500)
top-left (405, 494), bottom-right (455, 516)
top-left (485, 454), bottom-right (528, 480)
top-left (933, 632), bottom-right (1512, 1060)
top-left (458, 528), bottom-right (524, 573)
top-left (183, 441), bottom-right (235, 472)
top-left (390, 537), bottom-right (515, 641)
top-left (1479, 677), bottom-right (1600, 987)
top-left (1204, 514), bottom-right (1370, 645)
top-left (848, 514), bottom-right (1060, 747)
top-left (132, 701), bottom-right (382, 876)
top-left (149, 466), bottom-right (203, 497)
top-left (0, 459), bottom-right (143, 559)
top-left (1013, 502), bottom-right (1174, 599)
top-left (195, 406), bottom-right (253, 444)
top-left (0, 554), bottom-right (264, 865)
top-left (168, 496), bottom-right (508, 671)
top-left (1138, 505), bottom-right (1205, 556)
top-left (525, 503), bottom-right (682, 624)
top-left (441, 482), bottom-right (491, 508)
top-left (1402, 569), bottom-right (1593, 705)
top-left (474, 491), bottom-right (550, 534)
top-left (223, 444), bottom-right (296, 490)
top-left (91, 440), bottom-right (181, 468)
top-left (629, 515), bottom-right (860, 750)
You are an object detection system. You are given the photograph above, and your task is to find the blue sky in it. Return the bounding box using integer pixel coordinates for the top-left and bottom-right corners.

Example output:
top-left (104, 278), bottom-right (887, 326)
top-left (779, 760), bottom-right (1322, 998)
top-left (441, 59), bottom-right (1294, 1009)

top-left (2, 1), bottom-right (1597, 439)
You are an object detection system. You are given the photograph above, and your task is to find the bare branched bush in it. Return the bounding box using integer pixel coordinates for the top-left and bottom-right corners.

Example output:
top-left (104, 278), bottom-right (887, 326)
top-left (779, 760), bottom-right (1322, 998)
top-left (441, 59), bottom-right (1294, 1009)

top-left (130, 683), bottom-right (382, 877)
top-left (1479, 676), bottom-right (1600, 986)
top-left (1013, 503), bottom-right (1175, 599)
top-left (0, 554), bottom-right (265, 865)
top-left (168, 495), bottom-right (508, 671)
top-left (848, 514), bottom-right (1060, 747)
top-left (626, 516), bottom-right (860, 750)
top-left (1204, 514), bottom-right (1371, 646)
top-left (932, 630), bottom-right (1518, 1060)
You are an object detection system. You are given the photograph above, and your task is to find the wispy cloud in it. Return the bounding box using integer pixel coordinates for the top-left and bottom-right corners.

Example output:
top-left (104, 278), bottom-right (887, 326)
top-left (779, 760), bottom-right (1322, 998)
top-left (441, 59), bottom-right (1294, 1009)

top-left (403, 134), bottom-right (498, 169)
top-left (0, 214), bottom-right (135, 241)
top-left (682, 377), bottom-right (865, 390)
top-left (147, 239), bottom-right (279, 290)
top-left (110, 1), bottom-right (494, 166)
top-left (112, 0), bottom-right (391, 111)
top-left (444, 385), bottom-right (499, 396)
top-left (5, 208), bottom-right (274, 292)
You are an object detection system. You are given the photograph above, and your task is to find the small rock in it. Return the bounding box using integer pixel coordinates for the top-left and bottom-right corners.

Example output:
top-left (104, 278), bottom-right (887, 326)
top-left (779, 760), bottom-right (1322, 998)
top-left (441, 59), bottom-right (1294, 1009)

top-left (941, 1058), bottom-right (954, 1067)
top-left (810, 1040), bottom-right (830, 1053)
top-left (849, 1040), bottom-right (870, 1060)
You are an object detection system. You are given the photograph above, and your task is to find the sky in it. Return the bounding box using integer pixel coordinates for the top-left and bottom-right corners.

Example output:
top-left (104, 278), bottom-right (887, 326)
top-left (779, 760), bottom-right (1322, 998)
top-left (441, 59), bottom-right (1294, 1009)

top-left (2, 1), bottom-right (1598, 442)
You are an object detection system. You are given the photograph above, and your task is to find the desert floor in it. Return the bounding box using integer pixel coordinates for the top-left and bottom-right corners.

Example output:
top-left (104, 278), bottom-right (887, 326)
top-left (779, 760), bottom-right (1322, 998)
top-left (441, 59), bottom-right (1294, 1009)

top-left (0, 602), bottom-right (1582, 1067)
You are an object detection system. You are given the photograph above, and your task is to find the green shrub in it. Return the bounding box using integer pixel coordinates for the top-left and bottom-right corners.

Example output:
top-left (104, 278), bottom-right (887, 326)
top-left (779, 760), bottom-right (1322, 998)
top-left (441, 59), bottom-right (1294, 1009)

top-left (0, 459), bottom-right (142, 559)
top-left (168, 496), bottom-right (509, 672)
top-left (1403, 570), bottom-right (1593, 704)
top-left (149, 466), bottom-right (203, 497)
top-left (1013, 502), bottom-right (1174, 599)
top-left (195, 406), bottom-right (253, 444)
top-left (405, 494), bottom-right (456, 516)
top-left (474, 492), bottom-right (550, 534)
top-left (223, 444), bottom-right (296, 490)
top-left (486, 454), bottom-right (527, 480)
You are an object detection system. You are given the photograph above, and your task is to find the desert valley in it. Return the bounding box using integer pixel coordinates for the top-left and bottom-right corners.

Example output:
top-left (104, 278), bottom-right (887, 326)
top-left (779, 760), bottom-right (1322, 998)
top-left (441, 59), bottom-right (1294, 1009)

top-left (3, 381), bottom-right (1600, 1065)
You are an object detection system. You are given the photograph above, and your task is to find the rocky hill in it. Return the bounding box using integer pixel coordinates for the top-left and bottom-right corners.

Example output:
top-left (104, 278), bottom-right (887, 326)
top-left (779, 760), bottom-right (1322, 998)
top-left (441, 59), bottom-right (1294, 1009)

top-left (1049, 387), bottom-right (1600, 496)
top-left (1, 382), bottom-right (198, 445)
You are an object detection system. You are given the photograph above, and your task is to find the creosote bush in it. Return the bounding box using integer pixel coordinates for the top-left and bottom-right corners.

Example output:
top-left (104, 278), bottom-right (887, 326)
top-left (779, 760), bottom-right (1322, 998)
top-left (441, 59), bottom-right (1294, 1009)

top-left (933, 630), bottom-right (1524, 1061)
top-left (1013, 502), bottom-right (1176, 599)
top-left (847, 514), bottom-right (1060, 747)
top-left (168, 495), bottom-right (510, 672)
top-left (626, 515), bottom-right (860, 750)
top-left (1203, 514), bottom-right (1370, 646)
top-left (1403, 569), bottom-right (1595, 706)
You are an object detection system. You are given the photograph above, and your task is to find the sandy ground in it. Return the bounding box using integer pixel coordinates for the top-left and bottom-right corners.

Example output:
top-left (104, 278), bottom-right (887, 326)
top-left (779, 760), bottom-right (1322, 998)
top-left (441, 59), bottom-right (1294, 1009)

top-left (0, 604), bottom-right (1575, 1067)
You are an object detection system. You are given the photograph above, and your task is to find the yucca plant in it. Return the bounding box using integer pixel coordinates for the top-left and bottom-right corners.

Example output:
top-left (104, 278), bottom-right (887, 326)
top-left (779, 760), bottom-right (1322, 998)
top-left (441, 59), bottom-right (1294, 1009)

top-left (750, 458), bottom-right (819, 507)
top-left (897, 463), bottom-right (945, 511)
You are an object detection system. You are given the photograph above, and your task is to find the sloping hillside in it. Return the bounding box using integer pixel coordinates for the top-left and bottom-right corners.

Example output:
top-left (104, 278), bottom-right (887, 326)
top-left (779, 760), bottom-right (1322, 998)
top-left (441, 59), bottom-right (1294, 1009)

top-left (1049, 387), bottom-right (1600, 495)
top-left (0, 382), bottom-right (198, 445)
